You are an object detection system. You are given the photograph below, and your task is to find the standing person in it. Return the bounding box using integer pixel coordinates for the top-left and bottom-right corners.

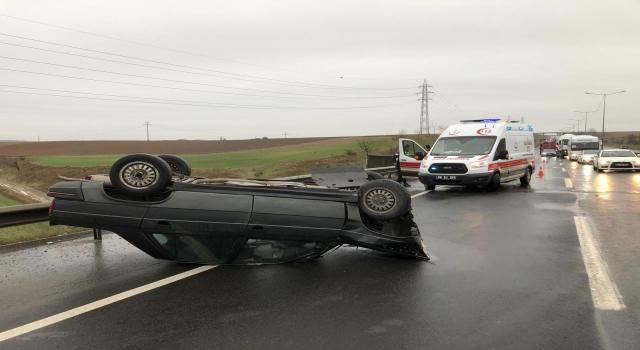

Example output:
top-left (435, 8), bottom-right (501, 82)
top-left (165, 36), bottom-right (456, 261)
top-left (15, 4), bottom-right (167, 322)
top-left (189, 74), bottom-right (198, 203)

top-left (394, 151), bottom-right (410, 187)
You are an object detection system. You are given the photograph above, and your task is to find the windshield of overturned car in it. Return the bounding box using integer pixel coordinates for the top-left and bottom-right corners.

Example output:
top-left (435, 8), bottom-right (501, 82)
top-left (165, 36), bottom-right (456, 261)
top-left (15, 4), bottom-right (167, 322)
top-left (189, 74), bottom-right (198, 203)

top-left (431, 136), bottom-right (497, 156)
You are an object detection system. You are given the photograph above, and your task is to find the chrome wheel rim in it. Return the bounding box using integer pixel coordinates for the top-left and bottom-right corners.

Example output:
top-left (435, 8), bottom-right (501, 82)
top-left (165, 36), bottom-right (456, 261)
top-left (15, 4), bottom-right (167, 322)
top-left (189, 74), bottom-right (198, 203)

top-left (364, 188), bottom-right (396, 213)
top-left (119, 161), bottom-right (159, 189)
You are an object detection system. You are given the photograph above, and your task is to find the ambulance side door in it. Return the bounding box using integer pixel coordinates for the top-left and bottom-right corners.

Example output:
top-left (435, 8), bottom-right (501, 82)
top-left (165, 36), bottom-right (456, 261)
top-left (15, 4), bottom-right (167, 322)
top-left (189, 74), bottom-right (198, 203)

top-left (505, 135), bottom-right (527, 179)
top-left (398, 138), bottom-right (427, 176)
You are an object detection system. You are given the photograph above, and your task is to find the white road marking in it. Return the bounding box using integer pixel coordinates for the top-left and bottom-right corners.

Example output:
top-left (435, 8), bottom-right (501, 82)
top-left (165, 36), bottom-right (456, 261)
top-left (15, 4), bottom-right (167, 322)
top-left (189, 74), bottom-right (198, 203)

top-left (0, 265), bottom-right (216, 342)
top-left (561, 168), bottom-right (566, 173)
top-left (564, 178), bottom-right (572, 188)
top-left (573, 216), bottom-right (625, 311)
top-left (411, 190), bottom-right (430, 198)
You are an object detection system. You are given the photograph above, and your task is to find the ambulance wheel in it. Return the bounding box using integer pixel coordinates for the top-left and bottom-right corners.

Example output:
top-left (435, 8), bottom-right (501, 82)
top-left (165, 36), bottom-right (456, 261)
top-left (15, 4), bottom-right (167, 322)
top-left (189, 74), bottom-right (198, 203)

top-left (365, 171), bottom-right (385, 181)
top-left (110, 154), bottom-right (173, 197)
top-left (487, 173), bottom-right (501, 191)
top-left (158, 154), bottom-right (191, 176)
top-left (425, 184), bottom-right (436, 190)
top-left (519, 167), bottom-right (532, 185)
top-left (357, 179), bottom-right (411, 221)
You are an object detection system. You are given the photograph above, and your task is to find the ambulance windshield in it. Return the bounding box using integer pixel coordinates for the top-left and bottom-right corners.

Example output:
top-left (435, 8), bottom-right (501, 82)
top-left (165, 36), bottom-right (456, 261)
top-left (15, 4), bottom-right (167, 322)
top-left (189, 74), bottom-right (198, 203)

top-left (431, 136), bottom-right (497, 156)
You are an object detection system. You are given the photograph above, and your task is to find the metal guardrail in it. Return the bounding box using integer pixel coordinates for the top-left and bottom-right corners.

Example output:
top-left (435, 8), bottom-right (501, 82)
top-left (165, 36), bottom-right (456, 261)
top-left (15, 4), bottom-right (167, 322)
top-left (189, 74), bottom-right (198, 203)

top-left (0, 203), bottom-right (50, 229)
top-left (0, 166), bottom-right (396, 230)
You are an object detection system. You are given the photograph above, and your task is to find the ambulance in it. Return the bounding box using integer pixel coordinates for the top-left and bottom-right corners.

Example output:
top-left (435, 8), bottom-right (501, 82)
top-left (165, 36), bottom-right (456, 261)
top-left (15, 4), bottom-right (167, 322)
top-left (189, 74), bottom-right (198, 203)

top-left (417, 119), bottom-right (536, 191)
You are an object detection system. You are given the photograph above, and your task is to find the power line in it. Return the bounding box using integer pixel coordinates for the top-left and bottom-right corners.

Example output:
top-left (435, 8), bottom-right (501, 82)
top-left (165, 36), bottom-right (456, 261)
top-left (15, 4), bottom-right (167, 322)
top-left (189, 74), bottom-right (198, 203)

top-left (0, 35), bottom-right (416, 90)
top-left (431, 96), bottom-right (466, 119)
top-left (0, 89), bottom-right (417, 110)
top-left (430, 98), bottom-right (463, 120)
top-left (0, 56), bottom-right (418, 97)
top-left (0, 13), bottom-right (413, 83)
top-left (430, 87), bottom-right (472, 118)
top-left (0, 84), bottom-right (412, 108)
top-left (0, 68), bottom-right (411, 100)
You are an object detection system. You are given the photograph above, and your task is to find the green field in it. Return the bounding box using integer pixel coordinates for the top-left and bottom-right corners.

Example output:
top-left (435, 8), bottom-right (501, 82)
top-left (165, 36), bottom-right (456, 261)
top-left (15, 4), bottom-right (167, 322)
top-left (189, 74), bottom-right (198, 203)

top-left (33, 141), bottom-right (376, 168)
top-left (33, 136), bottom-right (439, 169)
top-left (0, 194), bottom-right (84, 245)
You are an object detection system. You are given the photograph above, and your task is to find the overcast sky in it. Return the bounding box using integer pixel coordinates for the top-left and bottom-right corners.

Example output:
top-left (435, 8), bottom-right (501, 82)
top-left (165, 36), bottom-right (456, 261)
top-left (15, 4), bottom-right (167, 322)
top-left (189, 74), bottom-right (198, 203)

top-left (0, 0), bottom-right (638, 141)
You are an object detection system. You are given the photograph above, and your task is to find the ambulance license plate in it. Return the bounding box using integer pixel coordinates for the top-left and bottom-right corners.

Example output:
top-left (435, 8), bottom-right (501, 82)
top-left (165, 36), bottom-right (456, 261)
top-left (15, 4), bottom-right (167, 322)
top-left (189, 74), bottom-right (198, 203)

top-left (435, 175), bottom-right (457, 180)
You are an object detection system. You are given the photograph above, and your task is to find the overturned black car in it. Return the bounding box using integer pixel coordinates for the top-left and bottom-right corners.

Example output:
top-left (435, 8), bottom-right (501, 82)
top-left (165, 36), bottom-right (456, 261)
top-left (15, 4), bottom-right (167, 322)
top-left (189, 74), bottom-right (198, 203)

top-left (47, 154), bottom-right (429, 265)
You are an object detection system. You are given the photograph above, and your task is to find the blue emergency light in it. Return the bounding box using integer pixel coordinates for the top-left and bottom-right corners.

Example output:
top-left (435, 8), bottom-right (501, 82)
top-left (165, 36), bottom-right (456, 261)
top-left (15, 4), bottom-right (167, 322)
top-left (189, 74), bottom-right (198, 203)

top-left (507, 126), bottom-right (512, 130)
top-left (482, 119), bottom-right (501, 123)
top-left (519, 127), bottom-right (524, 130)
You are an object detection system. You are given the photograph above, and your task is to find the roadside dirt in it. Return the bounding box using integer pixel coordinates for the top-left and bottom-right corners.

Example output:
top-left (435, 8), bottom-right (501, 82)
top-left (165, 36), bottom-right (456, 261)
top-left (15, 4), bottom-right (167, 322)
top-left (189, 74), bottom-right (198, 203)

top-left (0, 178), bottom-right (50, 203)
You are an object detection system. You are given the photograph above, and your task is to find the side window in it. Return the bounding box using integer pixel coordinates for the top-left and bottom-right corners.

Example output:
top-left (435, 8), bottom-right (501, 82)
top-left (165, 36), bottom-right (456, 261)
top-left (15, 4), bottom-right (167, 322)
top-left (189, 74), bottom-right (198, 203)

top-left (494, 138), bottom-right (506, 160)
top-left (232, 239), bottom-right (323, 264)
top-left (402, 140), bottom-right (416, 157)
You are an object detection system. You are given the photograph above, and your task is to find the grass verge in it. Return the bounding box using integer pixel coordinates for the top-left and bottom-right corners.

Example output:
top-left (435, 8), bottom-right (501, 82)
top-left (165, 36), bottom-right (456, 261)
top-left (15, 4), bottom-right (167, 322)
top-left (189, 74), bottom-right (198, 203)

top-left (0, 193), bottom-right (84, 245)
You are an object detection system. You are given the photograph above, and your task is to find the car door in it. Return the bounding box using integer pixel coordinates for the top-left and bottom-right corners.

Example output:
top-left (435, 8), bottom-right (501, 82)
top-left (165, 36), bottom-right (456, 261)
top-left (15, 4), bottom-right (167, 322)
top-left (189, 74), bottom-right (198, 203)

top-left (141, 191), bottom-right (253, 236)
top-left (490, 138), bottom-right (509, 177)
top-left (505, 135), bottom-right (528, 179)
top-left (398, 138), bottom-right (427, 176)
top-left (246, 196), bottom-right (345, 241)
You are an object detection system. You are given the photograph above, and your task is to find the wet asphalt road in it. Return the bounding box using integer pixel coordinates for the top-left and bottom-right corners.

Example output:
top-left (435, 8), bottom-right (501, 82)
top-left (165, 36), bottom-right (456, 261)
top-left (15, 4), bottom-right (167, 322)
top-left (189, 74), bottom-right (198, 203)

top-left (1, 156), bottom-right (639, 349)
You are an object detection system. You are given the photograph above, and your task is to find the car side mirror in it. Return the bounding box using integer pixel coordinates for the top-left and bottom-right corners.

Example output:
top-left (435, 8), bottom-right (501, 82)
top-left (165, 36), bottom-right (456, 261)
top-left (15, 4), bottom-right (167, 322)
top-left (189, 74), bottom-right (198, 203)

top-left (497, 150), bottom-right (509, 160)
top-left (415, 151), bottom-right (424, 160)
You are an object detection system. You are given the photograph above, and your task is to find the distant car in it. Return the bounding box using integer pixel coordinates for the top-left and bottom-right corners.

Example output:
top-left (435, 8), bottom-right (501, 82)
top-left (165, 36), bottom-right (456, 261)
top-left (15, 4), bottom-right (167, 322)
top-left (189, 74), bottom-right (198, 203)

top-left (541, 148), bottom-right (557, 157)
top-left (577, 150), bottom-right (599, 164)
top-left (48, 154), bottom-right (429, 265)
top-left (620, 145), bottom-right (630, 149)
top-left (593, 150), bottom-right (640, 172)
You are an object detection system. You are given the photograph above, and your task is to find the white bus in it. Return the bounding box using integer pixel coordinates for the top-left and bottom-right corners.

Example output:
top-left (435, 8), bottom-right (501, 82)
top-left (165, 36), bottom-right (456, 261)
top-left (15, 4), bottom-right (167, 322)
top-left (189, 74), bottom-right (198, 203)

top-left (568, 135), bottom-right (600, 161)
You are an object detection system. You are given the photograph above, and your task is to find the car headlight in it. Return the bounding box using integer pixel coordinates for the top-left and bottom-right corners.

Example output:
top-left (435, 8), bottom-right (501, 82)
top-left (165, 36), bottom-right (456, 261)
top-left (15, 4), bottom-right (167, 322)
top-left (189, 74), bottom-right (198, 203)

top-left (599, 159), bottom-right (610, 164)
top-left (469, 161), bottom-right (487, 169)
top-left (635, 159), bottom-right (640, 165)
top-left (421, 161), bottom-right (432, 169)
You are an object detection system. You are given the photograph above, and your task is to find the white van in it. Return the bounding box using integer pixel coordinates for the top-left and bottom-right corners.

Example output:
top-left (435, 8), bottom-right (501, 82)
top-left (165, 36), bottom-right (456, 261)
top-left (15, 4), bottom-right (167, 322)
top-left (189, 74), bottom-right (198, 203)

top-left (417, 119), bottom-right (536, 191)
top-left (567, 135), bottom-right (600, 161)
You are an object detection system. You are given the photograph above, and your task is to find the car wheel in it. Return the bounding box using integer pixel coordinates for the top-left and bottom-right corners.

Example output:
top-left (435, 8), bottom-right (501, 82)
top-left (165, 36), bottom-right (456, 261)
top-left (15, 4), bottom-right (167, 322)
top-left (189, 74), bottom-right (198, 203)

top-left (425, 184), bottom-right (436, 191)
top-left (520, 167), bottom-right (532, 185)
top-left (158, 154), bottom-right (191, 176)
top-left (357, 179), bottom-right (411, 221)
top-left (486, 173), bottom-right (501, 191)
top-left (109, 154), bottom-right (173, 197)
top-left (597, 168), bottom-right (604, 173)
top-left (365, 170), bottom-right (385, 181)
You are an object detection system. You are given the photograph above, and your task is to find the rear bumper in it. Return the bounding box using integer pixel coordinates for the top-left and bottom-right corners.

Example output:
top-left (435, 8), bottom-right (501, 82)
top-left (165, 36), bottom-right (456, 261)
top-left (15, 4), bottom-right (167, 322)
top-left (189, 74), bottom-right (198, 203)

top-left (418, 172), bottom-right (493, 186)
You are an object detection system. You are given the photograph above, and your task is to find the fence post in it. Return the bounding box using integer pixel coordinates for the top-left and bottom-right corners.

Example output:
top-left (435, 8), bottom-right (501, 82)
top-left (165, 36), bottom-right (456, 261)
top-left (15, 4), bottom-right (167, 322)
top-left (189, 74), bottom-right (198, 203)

top-left (93, 228), bottom-right (102, 240)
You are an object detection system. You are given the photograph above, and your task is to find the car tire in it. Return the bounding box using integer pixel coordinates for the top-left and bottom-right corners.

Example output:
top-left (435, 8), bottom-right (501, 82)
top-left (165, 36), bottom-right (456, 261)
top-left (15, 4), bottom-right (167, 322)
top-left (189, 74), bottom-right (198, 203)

top-left (357, 179), bottom-right (411, 221)
top-left (365, 170), bottom-right (385, 181)
top-left (158, 154), bottom-right (191, 176)
top-left (109, 153), bottom-right (173, 197)
top-left (520, 167), bottom-right (532, 185)
top-left (597, 168), bottom-right (604, 173)
top-left (425, 184), bottom-right (436, 191)
top-left (487, 173), bottom-right (500, 191)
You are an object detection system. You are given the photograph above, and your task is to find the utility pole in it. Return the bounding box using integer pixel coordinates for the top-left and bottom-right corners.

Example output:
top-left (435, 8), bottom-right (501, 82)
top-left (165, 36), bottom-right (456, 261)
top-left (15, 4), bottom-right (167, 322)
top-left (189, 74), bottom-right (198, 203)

top-left (569, 118), bottom-right (581, 134)
top-left (143, 122), bottom-right (151, 141)
top-left (283, 132), bottom-right (288, 138)
top-left (418, 79), bottom-right (433, 135)
top-left (585, 90), bottom-right (626, 149)
top-left (520, 117), bottom-right (525, 124)
top-left (574, 109), bottom-right (598, 133)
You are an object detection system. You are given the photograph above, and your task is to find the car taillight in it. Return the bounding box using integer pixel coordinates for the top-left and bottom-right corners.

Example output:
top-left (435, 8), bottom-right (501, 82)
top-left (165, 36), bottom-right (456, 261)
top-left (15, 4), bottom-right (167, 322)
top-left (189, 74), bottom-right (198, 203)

top-left (49, 200), bottom-right (55, 216)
